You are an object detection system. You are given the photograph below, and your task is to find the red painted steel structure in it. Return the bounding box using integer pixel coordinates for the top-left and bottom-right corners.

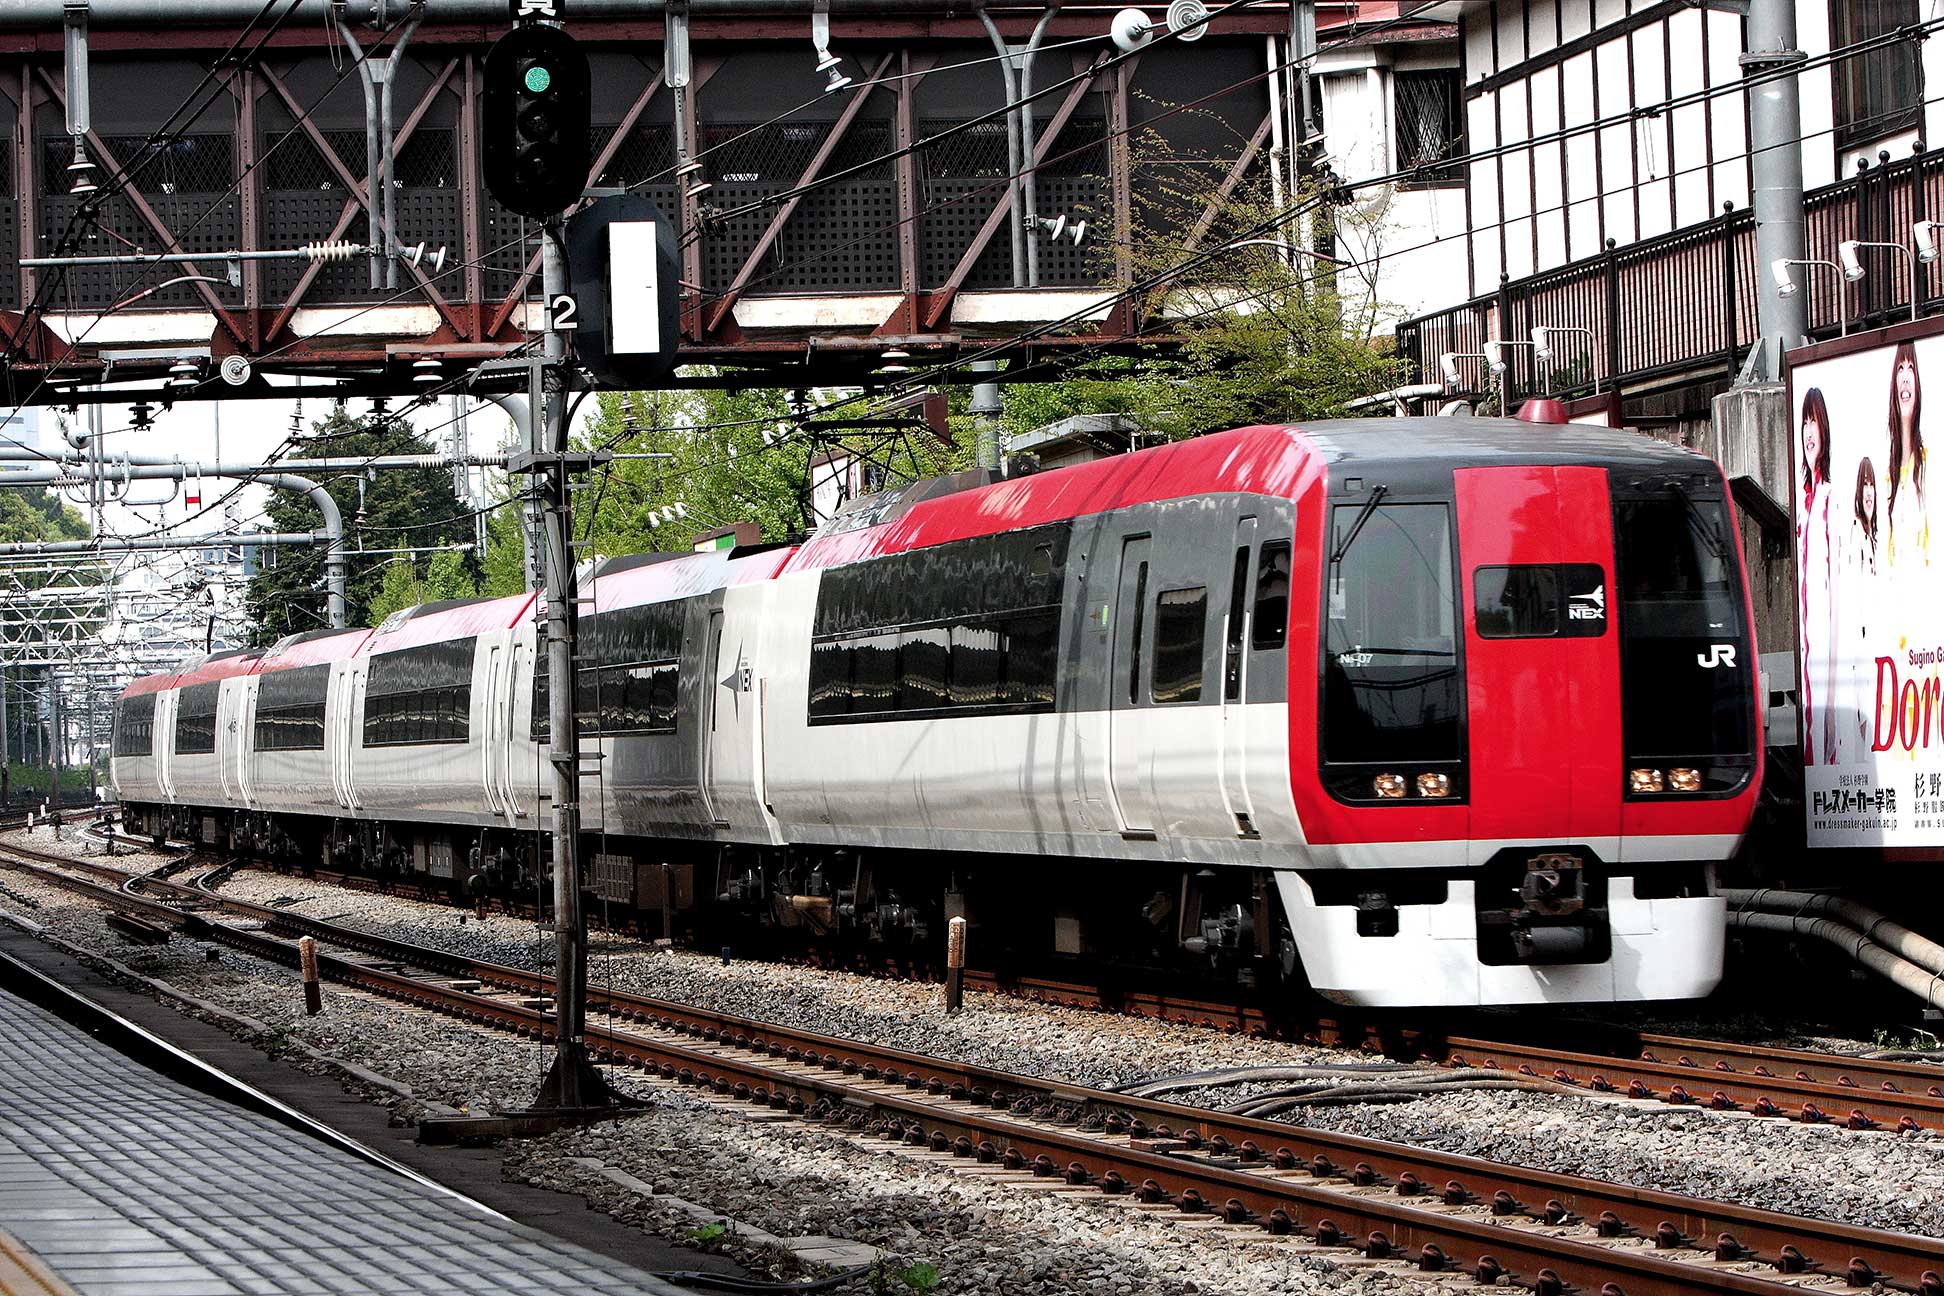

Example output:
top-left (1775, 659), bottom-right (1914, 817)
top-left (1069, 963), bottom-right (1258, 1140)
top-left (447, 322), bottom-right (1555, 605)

top-left (0, 6), bottom-right (1368, 402)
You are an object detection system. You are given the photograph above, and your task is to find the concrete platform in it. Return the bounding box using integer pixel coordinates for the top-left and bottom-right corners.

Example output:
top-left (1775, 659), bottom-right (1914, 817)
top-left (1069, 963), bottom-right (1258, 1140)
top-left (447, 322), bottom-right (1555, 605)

top-left (0, 951), bottom-right (691, 1296)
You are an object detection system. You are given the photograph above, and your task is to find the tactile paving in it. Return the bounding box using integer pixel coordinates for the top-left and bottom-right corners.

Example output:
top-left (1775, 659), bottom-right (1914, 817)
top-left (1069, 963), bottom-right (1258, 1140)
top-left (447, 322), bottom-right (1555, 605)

top-left (0, 986), bottom-right (684, 1296)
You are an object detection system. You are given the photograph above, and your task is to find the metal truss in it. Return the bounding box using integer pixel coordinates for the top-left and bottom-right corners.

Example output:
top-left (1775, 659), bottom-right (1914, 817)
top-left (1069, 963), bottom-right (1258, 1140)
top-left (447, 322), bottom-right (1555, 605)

top-left (0, 8), bottom-right (1295, 401)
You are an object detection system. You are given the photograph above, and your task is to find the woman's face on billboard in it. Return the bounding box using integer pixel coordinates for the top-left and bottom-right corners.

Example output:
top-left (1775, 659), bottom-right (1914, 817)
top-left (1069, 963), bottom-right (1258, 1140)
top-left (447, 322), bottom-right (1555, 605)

top-left (1897, 355), bottom-right (1920, 417)
top-left (1864, 476), bottom-right (1877, 518)
top-left (1803, 409), bottom-right (1824, 472)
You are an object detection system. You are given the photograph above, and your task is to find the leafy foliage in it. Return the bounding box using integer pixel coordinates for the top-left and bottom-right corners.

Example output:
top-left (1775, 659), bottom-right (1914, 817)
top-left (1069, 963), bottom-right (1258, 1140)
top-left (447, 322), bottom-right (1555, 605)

top-left (996, 108), bottom-right (1406, 443)
top-left (366, 549), bottom-right (478, 628)
top-left (477, 379), bottom-right (954, 589)
top-left (244, 407), bottom-right (480, 643)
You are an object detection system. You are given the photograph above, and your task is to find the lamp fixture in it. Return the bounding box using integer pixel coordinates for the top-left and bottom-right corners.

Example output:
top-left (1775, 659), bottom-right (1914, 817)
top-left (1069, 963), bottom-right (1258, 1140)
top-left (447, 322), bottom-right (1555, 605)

top-left (1917, 220), bottom-right (1943, 264)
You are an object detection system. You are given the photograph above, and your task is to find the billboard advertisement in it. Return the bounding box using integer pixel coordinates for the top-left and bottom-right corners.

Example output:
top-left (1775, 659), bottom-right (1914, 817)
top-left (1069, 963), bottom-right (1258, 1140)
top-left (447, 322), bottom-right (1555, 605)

top-left (1793, 331), bottom-right (1944, 846)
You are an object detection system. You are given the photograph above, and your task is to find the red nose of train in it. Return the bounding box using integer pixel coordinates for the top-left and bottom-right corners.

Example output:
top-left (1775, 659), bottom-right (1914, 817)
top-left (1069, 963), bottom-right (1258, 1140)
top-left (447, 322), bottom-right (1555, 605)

top-left (1456, 463), bottom-right (1759, 857)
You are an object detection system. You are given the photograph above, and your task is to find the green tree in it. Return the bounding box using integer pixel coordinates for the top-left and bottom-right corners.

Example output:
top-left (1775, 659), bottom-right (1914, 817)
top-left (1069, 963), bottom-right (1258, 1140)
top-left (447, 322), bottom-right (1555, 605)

top-left (995, 121), bottom-right (1406, 443)
top-left (364, 547), bottom-right (478, 627)
top-left (244, 407), bottom-right (480, 644)
top-left (475, 379), bottom-right (955, 582)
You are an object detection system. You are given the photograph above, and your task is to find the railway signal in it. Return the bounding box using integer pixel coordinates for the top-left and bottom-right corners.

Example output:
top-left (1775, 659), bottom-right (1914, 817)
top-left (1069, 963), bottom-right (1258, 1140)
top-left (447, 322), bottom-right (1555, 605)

top-left (482, 23), bottom-right (590, 218)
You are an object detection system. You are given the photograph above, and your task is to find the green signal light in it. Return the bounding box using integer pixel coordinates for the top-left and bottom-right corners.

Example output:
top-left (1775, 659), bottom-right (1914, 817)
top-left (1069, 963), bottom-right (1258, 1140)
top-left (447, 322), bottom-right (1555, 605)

top-left (523, 64), bottom-right (553, 93)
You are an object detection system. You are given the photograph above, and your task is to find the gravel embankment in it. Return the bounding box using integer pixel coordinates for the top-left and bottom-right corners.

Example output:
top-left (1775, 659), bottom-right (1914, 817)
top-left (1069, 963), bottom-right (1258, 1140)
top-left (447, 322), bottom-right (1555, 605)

top-left (9, 828), bottom-right (1944, 1256)
top-left (0, 839), bottom-right (1418, 1296)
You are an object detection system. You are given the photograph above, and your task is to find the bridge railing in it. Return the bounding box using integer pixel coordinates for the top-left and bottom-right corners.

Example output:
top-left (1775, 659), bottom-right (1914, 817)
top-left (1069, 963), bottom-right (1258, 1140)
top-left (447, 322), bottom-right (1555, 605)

top-left (1394, 145), bottom-right (1944, 404)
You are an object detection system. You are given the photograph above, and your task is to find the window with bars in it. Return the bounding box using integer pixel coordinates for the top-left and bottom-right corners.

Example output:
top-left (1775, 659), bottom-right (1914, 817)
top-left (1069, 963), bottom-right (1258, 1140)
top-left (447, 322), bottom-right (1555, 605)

top-left (1393, 69), bottom-right (1463, 188)
top-left (1831, 1), bottom-right (1922, 148)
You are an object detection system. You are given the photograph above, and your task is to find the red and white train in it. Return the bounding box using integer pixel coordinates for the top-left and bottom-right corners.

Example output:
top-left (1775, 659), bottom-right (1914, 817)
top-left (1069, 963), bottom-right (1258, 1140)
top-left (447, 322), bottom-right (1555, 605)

top-left (112, 418), bottom-right (1763, 1007)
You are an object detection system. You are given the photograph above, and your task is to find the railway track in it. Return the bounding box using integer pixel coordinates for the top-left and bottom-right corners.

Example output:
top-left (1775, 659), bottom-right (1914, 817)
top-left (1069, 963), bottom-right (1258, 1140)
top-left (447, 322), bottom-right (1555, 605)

top-left (25, 832), bottom-right (1944, 1138)
top-left (4, 837), bottom-right (1944, 1296)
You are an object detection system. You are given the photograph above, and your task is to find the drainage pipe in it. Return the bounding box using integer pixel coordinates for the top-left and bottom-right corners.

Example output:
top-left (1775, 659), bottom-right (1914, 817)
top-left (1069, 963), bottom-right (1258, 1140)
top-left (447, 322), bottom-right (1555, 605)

top-left (1722, 887), bottom-right (1944, 979)
top-left (1728, 909), bottom-right (1944, 1013)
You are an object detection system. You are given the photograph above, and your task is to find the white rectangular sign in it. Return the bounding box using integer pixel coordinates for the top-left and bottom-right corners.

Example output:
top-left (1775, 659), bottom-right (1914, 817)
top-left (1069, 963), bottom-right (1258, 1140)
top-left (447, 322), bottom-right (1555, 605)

top-left (1793, 332), bottom-right (1944, 846)
top-left (608, 220), bottom-right (661, 357)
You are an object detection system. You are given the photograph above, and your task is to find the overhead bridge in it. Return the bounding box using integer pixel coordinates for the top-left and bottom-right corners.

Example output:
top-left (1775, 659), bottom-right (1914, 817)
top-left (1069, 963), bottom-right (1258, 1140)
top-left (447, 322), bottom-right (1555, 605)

top-left (0, 0), bottom-right (1303, 401)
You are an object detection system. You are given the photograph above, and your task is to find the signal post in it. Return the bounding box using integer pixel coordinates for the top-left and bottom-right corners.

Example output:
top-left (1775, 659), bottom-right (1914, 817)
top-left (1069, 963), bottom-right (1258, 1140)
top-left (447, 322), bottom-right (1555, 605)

top-left (484, 6), bottom-right (612, 1113)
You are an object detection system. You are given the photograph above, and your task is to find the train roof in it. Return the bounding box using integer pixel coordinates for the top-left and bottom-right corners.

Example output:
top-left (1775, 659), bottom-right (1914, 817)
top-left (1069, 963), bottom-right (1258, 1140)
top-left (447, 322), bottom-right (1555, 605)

top-left (363, 592), bottom-right (536, 655)
top-left (257, 626), bottom-right (372, 674)
top-left (1294, 416), bottom-right (1716, 474)
top-left (783, 419), bottom-right (1719, 572)
top-left (167, 649), bottom-right (266, 691)
top-left (120, 647), bottom-right (264, 698)
top-left (569, 544), bottom-right (799, 617)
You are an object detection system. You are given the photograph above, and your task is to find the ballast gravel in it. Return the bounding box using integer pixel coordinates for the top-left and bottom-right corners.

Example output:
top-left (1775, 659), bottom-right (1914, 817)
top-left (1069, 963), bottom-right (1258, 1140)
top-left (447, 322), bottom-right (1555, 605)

top-left (206, 861), bottom-right (1390, 1091)
top-left (0, 838), bottom-right (1414, 1296)
top-left (7, 828), bottom-right (1944, 1263)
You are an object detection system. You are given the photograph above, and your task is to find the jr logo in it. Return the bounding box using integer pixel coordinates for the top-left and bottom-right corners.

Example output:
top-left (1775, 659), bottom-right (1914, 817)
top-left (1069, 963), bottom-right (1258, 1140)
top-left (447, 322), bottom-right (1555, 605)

top-left (1696, 644), bottom-right (1737, 670)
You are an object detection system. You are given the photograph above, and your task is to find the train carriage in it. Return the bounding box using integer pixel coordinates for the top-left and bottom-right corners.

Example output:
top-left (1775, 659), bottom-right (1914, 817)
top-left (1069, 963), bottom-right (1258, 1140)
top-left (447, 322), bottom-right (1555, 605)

top-left (112, 417), bottom-right (1763, 1007)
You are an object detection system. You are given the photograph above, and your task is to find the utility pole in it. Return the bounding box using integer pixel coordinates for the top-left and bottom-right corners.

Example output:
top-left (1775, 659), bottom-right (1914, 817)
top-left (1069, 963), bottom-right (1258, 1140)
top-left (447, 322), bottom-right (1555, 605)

top-left (524, 221), bottom-right (612, 1110)
top-left (969, 359), bottom-right (1003, 471)
top-left (1739, 0), bottom-right (1809, 382)
top-left (479, 6), bottom-right (610, 1113)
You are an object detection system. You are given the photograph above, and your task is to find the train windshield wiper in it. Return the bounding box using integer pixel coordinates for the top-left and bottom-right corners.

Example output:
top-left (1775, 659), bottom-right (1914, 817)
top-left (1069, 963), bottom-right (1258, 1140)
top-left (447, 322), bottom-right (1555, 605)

top-left (1329, 484), bottom-right (1390, 566)
top-left (1665, 477), bottom-right (1730, 565)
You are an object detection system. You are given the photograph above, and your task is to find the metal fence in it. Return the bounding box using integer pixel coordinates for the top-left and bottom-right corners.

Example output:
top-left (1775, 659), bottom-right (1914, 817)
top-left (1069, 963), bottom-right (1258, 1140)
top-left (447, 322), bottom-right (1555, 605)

top-left (1395, 145), bottom-right (1944, 403)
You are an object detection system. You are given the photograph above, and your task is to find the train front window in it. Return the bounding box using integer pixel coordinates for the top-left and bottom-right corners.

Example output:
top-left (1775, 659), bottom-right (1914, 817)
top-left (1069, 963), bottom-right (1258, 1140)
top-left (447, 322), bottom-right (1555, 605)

top-left (1612, 481), bottom-right (1754, 779)
top-left (1322, 502), bottom-right (1461, 764)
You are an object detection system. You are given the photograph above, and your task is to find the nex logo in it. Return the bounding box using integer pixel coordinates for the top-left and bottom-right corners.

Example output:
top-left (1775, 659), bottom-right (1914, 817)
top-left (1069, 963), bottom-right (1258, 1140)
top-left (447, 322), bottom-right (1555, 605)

top-left (1696, 644), bottom-right (1737, 670)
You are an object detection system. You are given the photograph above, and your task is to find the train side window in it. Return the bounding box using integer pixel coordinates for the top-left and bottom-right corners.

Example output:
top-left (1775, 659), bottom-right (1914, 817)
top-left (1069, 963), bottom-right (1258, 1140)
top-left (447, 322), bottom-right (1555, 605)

top-left (364, 637), bottom-right (475, 747)
top-left (898, 626), bottom-right (951, 712)
top-left (1152, 586), bottom-right (1209, 704)
top-left (1223, 547), bottom-right (1250, 700)
top-left (1129, 562), bottom-right (1149, 705)
top-left (808, 638), bottom-right (852, 718)
top-left (1005, 611), bottom-right (1060, 706)
top-left (951, 623), bottom-right (1004, 707)
top-left (1474, 566), bottom-right (1560, 638)
top-left (602, 662), bottom-right (679, 733)
top-left (850, 633), bottom-right (899, 715)
top-left (115, 693), bottom-right (157, 757)
top-left (1251, 541), bottom-right (1291, 650)
top-left (174, 682), bottom-right (219, 755)
top-left (254, 663), bottom-right (329, 752)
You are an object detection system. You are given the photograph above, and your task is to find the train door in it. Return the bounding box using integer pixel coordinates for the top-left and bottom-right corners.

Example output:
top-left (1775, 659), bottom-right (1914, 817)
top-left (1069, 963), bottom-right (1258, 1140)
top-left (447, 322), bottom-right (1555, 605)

top-left (156, 692), bottom-right (178, 804)
top-left (1454, 466), bottom-right (1621, 849)
top-left (217, 685), bottom-right (239, 803)
top-left (700, 608), bottom-right (727, 825)
top-left (1108, 535), bottom-right (1158, 837)
top-left (1219, 517), bottom-right (1259, 834)
top-left (482, 644), bottom-right (508, 819)
top-left (327, 668), bottom-right (351, 809)
top-left (500, 641), bottom-right (524, 819)
top-left (332, 664), bottom-right (365, 811)
top-left (237, 683), bottom-right (257, 809)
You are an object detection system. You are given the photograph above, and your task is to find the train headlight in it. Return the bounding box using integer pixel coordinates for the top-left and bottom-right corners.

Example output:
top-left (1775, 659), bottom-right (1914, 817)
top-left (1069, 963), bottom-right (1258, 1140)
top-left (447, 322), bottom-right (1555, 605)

top-left (1415, 772), bottom-right (1452, 798)
top-left (1668, 767), bottom-right (1703, 793)
top-left (1628, 767), bottom-right (1665, 794)
top-left (1372, 772), bottom-right (1409, 798)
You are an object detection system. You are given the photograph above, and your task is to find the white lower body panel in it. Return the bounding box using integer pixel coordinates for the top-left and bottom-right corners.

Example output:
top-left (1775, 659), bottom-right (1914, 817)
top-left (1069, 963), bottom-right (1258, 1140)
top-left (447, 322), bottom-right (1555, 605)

top-left (1277, 872), bottom-right (1725, 1006)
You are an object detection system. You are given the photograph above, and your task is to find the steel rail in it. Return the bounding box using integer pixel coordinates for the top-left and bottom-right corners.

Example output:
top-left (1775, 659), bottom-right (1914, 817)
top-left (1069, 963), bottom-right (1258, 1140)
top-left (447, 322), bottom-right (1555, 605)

top-left (1438, 1036), bottom-right (1944, 1135)
top-left (2, 842), bottom-right (1940, 1296)
top-left (90, 844), bottom-right (1944, 1135)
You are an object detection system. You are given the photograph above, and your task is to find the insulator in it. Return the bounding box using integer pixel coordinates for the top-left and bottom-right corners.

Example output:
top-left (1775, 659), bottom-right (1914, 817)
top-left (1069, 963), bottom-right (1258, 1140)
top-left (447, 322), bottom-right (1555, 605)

top-left (301, 240), bottom-right (363, 264)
